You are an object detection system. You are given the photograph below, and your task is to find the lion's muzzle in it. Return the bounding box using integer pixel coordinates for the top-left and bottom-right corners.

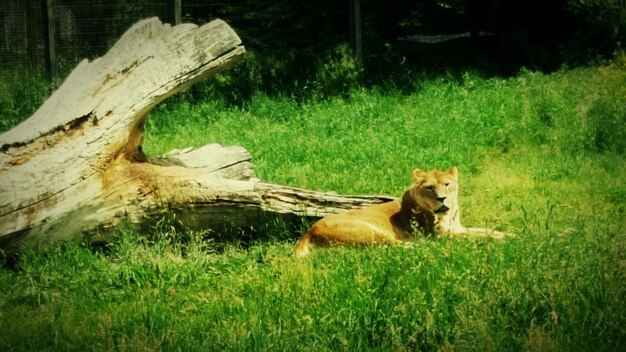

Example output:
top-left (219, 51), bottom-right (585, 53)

top-left (434, 204), bottom-right (449, 213)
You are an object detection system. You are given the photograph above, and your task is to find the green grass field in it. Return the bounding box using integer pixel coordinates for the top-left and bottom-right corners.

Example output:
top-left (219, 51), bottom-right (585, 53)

top-left (0, 58), bottom-right (625, 351)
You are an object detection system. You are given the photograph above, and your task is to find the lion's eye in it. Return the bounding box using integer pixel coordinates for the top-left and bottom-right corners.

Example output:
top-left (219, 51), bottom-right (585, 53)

top-left (425, 185), bottom-right (435, 192)
top-left (444, 183), bottom-right (450, 187)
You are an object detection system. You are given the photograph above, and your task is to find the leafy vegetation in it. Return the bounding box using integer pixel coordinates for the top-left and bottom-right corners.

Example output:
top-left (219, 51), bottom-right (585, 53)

top-left (0, 68), bottom-right (62, 132)
top-left (0, 53), bottom-right (625, 350)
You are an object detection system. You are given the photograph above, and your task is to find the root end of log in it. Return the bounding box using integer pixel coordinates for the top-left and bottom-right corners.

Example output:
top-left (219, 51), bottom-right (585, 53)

top-left (0, 18), bottom-right (392, 254)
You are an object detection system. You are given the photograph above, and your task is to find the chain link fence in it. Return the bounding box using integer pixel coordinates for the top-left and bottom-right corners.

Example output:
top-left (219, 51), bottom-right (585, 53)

top-left (0, 0), bottom-right (229, 76)
top-left (11, 1), bottom-right (618, 90)
top-left (1, 0), bottom-right (353, 78)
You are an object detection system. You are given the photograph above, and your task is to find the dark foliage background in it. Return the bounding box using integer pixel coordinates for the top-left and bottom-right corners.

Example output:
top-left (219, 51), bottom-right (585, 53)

top-left (0, 0), bottom-right (624, 102)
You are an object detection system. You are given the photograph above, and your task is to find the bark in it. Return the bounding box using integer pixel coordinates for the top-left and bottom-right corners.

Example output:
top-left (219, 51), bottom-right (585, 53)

top-left (0, 18), bottom-right (392, 254)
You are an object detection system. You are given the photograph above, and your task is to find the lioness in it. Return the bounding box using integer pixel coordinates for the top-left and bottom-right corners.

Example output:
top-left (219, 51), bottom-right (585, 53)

top-left (294, 167), bottom-right (510, 257)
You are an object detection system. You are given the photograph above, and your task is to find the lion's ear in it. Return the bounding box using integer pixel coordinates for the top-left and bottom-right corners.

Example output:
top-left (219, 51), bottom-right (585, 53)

top-left (448, 166), bottom-right (458, 179)
top-left (412, 168), bottom-right (424, 181)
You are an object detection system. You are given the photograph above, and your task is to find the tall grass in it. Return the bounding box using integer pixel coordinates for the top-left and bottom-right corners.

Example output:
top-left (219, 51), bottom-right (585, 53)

top-left (0, 68), bottom-right (62, 132)
top-left (0, 57), bottom-right (624, 350)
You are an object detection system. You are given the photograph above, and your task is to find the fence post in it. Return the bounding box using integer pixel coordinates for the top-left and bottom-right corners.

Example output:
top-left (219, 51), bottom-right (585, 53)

top-left (25, 0), bottom-right (39, 68)
top-left (173, 0), bottom-right (182, 25)
top-left (44, 0), bottom-right (57, 77)
top-left (349, 0), bottom-right (363, 67)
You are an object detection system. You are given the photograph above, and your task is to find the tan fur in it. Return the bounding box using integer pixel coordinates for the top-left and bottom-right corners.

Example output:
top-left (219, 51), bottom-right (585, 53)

top-left (294, 167), bottom-right (510, 257)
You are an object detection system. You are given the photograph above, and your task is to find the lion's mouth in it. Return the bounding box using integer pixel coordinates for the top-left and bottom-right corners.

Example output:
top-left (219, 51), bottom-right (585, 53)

top-left (434, 205), bottom-right (449, 214)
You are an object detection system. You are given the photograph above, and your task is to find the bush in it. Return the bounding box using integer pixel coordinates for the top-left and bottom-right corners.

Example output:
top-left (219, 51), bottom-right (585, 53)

top-left (181, 45), bottom-right (362, 106)
top-left (0, 69), bottom-right (59, 133)
top-left (563, 0), bottom-right (626, 63)
top-left (306, 44), bottom-right (362, 100)
top-left (587, 51), bottom-right (626, 153)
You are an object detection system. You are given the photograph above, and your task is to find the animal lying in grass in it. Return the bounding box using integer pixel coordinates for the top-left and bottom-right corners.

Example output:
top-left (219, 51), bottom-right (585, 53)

top-left (294, 167), bottom-right (512, 257)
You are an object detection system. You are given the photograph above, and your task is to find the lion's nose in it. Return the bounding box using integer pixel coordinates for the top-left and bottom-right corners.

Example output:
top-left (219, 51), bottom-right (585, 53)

top-left (436, 197), bottom-right (446, 203)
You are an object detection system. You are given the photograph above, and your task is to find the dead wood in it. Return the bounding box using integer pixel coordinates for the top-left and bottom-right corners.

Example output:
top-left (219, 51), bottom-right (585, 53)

top-left (0, 18), bottom-right (392, 255)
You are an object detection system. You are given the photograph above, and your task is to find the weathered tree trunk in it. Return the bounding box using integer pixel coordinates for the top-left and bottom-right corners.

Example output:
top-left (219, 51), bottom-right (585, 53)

top-left (0, 18), bottom-right (392, 254)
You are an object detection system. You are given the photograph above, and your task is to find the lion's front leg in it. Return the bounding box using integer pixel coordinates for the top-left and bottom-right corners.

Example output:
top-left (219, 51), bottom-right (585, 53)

top-left (434, 213), bottom-right (513, 239)
top-left (448, 227), bottom-right (513, 239)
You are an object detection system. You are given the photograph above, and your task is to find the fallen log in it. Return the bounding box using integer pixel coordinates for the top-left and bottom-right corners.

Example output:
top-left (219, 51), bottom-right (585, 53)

top-left (0, 18), bottom-right (392, 255)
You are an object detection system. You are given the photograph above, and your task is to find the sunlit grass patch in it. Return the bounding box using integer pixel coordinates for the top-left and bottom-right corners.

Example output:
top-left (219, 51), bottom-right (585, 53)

top-left (1, 61), bottom-right (625, 351)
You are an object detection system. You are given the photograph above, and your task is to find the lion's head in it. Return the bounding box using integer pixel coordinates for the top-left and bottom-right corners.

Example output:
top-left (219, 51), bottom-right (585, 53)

top-left (403, 166), bottom-right (459, 215)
